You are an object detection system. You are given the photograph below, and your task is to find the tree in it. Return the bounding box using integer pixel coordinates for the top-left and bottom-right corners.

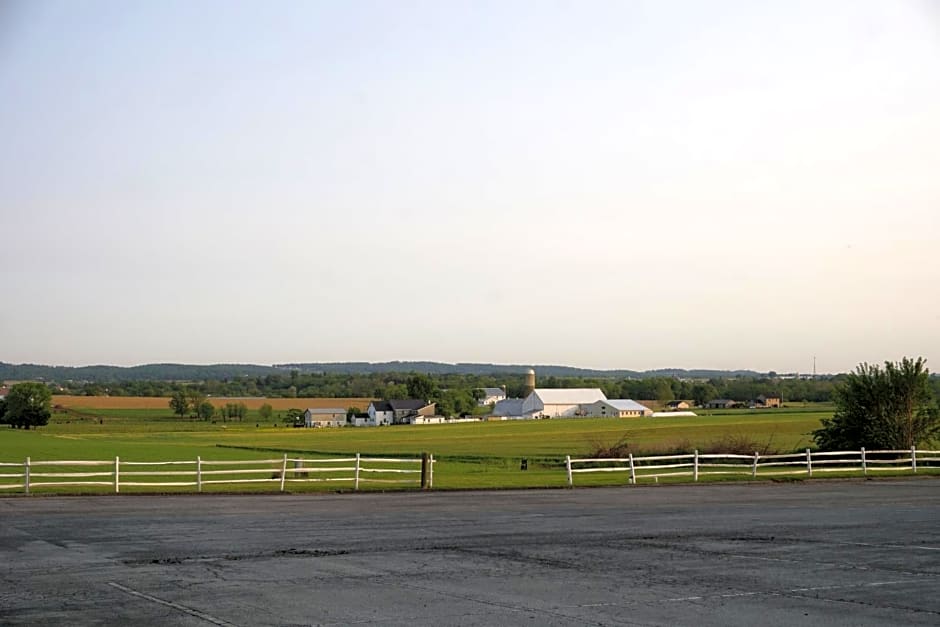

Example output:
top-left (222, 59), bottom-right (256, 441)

top-left (813, 357), bottom-right (940, 450)
top-left (196, 401), bottom-right (215, 421)
top-left (186, 389), bottom-right (207, 419)
top-left (406, 374), bottom-right (437, 400)
top-left (258, 403), bottom-right (273, 421)
top-left (3, 382), bottom-right (52, 429)
top-left (169, 391), bottom-right (189, 418)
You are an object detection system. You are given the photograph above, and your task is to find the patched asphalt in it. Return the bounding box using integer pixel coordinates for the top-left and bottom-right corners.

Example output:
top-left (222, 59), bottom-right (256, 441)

top-left (2, 479), bottom-right (939, 625)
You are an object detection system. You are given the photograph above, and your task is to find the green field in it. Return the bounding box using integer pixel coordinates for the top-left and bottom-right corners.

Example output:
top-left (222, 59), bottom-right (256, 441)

top-left (3, 403), bottom-right (935, 492)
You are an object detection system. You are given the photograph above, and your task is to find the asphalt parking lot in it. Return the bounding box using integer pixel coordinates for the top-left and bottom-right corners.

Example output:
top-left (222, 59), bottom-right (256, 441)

top-left (2, 479), bottom-right (939, 626)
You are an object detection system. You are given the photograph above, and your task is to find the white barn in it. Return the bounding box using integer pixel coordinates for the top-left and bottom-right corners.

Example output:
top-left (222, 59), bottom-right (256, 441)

top-left (521, 388), bottom-right (607, 418)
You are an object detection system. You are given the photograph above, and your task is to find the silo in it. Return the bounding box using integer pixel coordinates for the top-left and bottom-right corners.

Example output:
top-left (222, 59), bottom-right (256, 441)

top-left (524, 368), bottom-right (536, 397)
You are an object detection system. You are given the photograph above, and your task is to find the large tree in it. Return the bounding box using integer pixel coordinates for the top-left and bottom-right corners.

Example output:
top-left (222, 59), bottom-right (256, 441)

top-left (3, 382), bottom-right (52, 429)
top-left (813, 357), bottom-right (939, 450)
top-left (168, 391), bottom-right (189, 418)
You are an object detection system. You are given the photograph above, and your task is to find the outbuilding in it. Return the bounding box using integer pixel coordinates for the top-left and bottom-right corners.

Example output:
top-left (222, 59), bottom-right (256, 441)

top-left (303, 408), bottom-right (346, 428)
top-left (586, 399), bottom-right (653, 418)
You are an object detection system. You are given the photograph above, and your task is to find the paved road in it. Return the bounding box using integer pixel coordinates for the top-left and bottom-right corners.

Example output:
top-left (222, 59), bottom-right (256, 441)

top-left (2, 480), bottom-right (939, 626)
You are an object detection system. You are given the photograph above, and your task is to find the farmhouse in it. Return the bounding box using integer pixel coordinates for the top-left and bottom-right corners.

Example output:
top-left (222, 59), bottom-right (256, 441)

top-left (367, 400), bottom-right (436, 426)
top-left (754, 394), bottom-right (781, 408)
top-left (586, 399), bottom-right (653, 418)
top-left (303, 408), bottom-right (346, 428)
top-left (665, 400), bottom-right (691, 410)
top-left (521, 388), bottom-right (607, 418)
top-left (478, 387), bottom-right (507, 406)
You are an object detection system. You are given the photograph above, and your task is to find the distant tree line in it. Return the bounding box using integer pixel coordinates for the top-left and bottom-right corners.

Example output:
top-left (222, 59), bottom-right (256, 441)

top-left (37, 370), bottom-right (923, 405)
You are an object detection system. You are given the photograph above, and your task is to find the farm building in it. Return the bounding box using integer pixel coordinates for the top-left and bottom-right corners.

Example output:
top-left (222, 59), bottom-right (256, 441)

top-left (706, 399), bottom-right (737, 409)
top-left (665, 400), bottom-right (691, 410)
top-left (477, 387), bottom-right (507, 406)
top-left (585, 399), bottom-right (653, 418)
top-left (303, 408), bottom-right (346, 427)
top-left (491, 398), bottom-right (526, 418)
top-left (521, 388), bottom-right (607, 418)
top-left (367, 400), bottom-right (436, 426)
top-left (754, 394), bottom-right (781, 408)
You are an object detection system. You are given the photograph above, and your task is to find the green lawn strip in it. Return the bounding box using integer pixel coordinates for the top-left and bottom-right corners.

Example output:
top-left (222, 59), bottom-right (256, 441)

top-left (2, 406), bottom-right (870, 494)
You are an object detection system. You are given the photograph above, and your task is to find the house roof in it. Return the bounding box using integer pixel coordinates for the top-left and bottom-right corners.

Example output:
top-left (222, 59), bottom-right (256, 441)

top-left (305, 408), bottom-right (346, 415)
top-left (388, 399), bottom-right (432, 411)
top-left (530, 388), bottom-right (606, 405)
top-left (604, 399), bottom-right (651, 412)
top-left (492, 398), bottom-right (526, 416)
top-left (370, 400), bottom-right (393, 412)
top-left (480, 387), bottom-right (506, 397)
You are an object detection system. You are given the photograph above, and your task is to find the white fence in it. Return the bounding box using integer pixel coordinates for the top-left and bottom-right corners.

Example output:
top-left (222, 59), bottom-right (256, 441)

top-left (0, 454), bottom-right (434, 494)
top-left (565, 447), bottom-right (940, 486)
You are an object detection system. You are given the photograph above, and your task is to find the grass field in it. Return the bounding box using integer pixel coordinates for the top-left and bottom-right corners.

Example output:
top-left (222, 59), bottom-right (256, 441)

top-left (51, 395), bottom-right (374, 411)
top-left (0, 400), bottom-right (851, 492)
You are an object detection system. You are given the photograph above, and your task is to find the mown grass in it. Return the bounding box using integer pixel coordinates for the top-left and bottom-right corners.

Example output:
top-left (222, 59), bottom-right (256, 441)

top-left (8, 403), bottom-right (933, 493)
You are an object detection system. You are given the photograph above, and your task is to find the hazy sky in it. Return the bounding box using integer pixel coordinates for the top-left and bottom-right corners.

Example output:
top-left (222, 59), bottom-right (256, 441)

top-left (1, 0), bottom-right (939, 373)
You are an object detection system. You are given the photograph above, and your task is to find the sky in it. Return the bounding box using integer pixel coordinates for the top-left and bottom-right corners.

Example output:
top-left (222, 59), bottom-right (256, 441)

top-left (1, 0), bottom-right (939, 374)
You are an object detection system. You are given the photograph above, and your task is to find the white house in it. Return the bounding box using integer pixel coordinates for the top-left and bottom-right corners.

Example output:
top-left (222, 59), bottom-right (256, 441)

top-left (366, 400), bottom-right (436, 426)
top-left (367, 401), bottom-right (395, 426)
top-left (521, 388), bottom-right (607, 418)
top-left (585, 399), bottom-right (652, 418)
top-left (303, 408), bottom-right (346, 427)
top-left (478, 387), bottom-right (507, 406)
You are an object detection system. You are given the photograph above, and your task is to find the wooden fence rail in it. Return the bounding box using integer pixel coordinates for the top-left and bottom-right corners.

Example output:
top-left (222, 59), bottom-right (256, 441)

top-left (0, 454), bottom-right (434, 494)
top-left (566, 447), bottom-right (940, 486)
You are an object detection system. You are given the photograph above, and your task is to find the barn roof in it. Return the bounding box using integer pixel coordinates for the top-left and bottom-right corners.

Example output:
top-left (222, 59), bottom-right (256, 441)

top-left (492, 398), bottom-right (526, 416)
top-left (531, 388), bottom-right (606, 404)
top-left (604, 399), bottom-right (651, 412)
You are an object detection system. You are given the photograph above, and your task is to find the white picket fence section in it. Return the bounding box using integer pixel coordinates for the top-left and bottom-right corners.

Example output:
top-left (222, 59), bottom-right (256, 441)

top-left (0, 454), bottom-right (434, 494)
top-left (565, 447), bottom-right (940, 486)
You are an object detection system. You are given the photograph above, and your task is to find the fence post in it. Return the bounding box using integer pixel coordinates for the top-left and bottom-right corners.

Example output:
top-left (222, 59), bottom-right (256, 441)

top-left (354, 453), bottom-right (361, 491)
top-left (565, 455), bottom-right (573, 487)
top-left (114, 456), bottom-right (120, 493)
top-left (429, 454), bottom-right (434, 489)
top-left (629, 453), bottom-right (636, 485)
top-left (806, 448), bottom-right (812, 477)
top-left (911, 446), bottom-right (917, 473)
top-left (752, 452), bottom-right (759, 478)
top-left (197, 456), bottom-right (202, 492)
top-left (860, 448), bottom-right (866, 476)
top-left (693, 450), bottom-right (699, 482)
top-left (279, 454), bottom-right (287, 492)
top-left (420, 453), bottom-right (429, 489)
top-left (24, 457), bottom-right (30, 495)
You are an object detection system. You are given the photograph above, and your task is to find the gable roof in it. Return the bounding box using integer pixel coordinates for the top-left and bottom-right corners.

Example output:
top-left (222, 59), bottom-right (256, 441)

top-left (387, 399), bottom-right (431, 411)
top-left (370, 400), bottom-right (393, 412)
top-left (480, 387), bottom-right (506, 397)
top-left (531, 388), bottom-right (606, 404)
top-left (604, 399), bottom-right (651, 412)
top-left (492, 398), bottom-right (526, 416)
top-left (305, 407), bottom-right (346, 415)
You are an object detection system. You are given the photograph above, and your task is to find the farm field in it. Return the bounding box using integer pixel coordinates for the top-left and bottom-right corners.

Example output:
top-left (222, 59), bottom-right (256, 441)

top-left (0, 400), bottom-right (851, 492)
top-left (51, 395), bottom-right (374, 411)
